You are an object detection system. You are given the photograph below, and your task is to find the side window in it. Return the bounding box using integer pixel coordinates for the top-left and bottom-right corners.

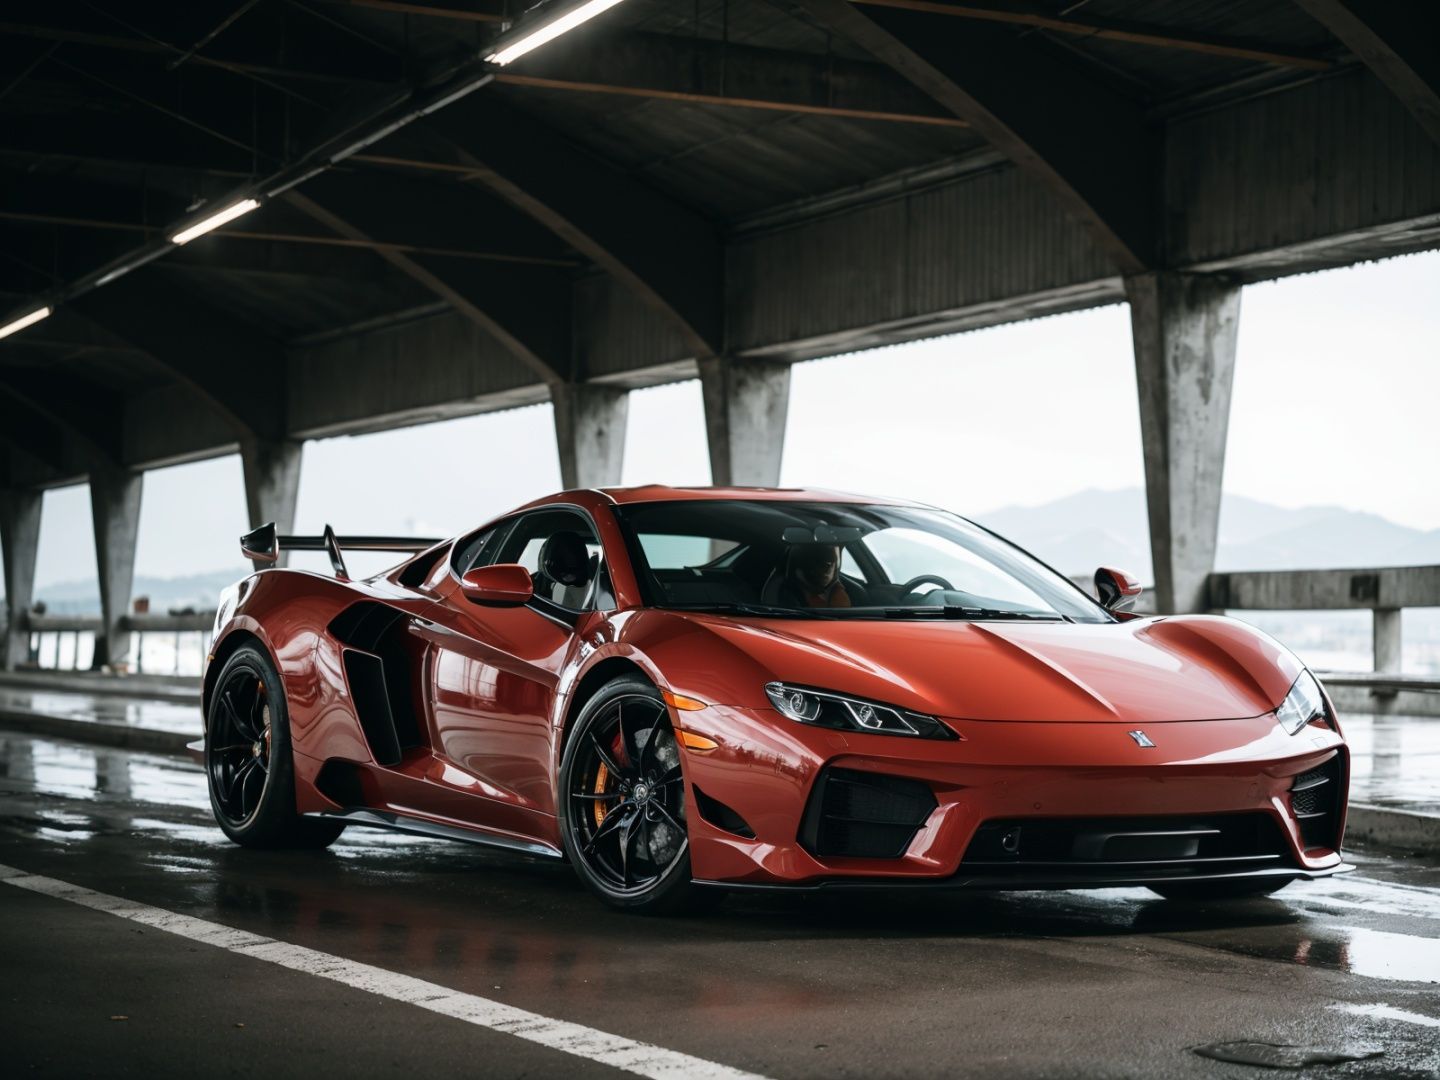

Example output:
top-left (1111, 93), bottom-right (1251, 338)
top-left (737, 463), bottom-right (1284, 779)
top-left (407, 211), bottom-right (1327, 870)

top-left (496, 509), bottom-right (606, 613)
top-left (451, 523), bottom-right (510, 577)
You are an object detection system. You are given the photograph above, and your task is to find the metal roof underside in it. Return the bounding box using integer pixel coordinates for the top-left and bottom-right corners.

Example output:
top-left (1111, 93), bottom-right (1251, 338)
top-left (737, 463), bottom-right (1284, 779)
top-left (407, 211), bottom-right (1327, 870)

top-left (3, 0), bottom-right (1433, 483)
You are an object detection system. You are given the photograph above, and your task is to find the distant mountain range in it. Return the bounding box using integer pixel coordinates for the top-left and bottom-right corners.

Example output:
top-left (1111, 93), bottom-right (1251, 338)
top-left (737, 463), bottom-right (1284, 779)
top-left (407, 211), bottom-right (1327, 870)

top-left (27, 569), bottom-right (247, 616)
top-left (973, 488), bottom-right (1440, 581)
top-left (13, 488), bottom-right (1440, 615)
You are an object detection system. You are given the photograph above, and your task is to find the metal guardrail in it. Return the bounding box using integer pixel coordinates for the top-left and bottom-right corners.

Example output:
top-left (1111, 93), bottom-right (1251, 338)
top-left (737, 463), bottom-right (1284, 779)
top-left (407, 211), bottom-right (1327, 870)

top-left (23, 613), bottom-right (215, 633)
top-left (14, 612), bottom-right (214, 675)
top-left (1207, 565), bottom-right (1440, 679)
top-left (7, 565), bottom-right (1439, 689)
top-left (1069, 564), bottom-right (1437, 709)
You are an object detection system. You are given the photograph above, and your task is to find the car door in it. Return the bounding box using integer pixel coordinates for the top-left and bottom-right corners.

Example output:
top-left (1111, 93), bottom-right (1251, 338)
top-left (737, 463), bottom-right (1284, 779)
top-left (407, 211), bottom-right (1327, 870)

top-left (412, 507), bottom-right (612, 831)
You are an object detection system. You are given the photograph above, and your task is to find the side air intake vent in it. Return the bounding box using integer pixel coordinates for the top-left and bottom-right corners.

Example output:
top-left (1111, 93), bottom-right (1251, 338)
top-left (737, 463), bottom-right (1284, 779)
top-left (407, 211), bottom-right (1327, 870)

top-left (800, 767), bottom-right (936, 859)
top-left (1291, 755), bottom-right (1344, 851)
top-left (693, 786), bottom-right (756, 839)
top-left (328, 602), bottom-right (425, 765)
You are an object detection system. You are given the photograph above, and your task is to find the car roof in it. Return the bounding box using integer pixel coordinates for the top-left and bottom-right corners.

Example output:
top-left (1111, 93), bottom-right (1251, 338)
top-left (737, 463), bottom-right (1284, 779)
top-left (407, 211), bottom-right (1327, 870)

top-left (591, 485), bottom-right (924, 507)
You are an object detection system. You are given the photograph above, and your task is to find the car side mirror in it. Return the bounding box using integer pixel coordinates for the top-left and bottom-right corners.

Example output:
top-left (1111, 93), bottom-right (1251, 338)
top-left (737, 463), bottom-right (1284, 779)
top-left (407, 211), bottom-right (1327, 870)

top-left (1094, 566), bottom-right (1143, 613)
top-left (460, 564), bottom-right (534, 606)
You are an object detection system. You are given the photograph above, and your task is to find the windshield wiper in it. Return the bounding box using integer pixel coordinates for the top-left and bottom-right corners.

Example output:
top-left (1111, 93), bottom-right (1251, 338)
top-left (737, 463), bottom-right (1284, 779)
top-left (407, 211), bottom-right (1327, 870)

top-left (663, 601), bottom-right (839, 619)
top-left (883, 605), bottom-right (1066, 622)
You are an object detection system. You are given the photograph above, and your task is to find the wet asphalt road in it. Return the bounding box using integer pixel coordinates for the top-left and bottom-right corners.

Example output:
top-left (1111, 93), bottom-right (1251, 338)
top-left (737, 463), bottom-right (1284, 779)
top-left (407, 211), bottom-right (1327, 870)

top-left (2, 733), bottom-right (1438, 1080)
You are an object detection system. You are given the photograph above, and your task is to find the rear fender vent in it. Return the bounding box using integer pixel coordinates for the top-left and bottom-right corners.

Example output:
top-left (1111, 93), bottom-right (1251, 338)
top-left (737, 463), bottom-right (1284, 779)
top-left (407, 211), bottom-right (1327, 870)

top-left (329, 601), bottom-right (403, 651)
top-left (329, 602), bottom-right (425, 764)
top-left (800, 767), bottom-right (936, 859)
top-left (693, 786), bottom-right (755, 839)
top-left (1291, 755), bottom-right (1344, 851)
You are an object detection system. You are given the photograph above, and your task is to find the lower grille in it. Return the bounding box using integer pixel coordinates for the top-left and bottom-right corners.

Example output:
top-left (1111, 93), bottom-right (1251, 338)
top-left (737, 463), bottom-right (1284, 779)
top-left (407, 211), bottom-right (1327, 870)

top-left (800, 768), bottom-right (936, 859)
top-left (1292, 755), bottom-right (1344, 851)
top-left (962, 812), bottom-right (1289, 870)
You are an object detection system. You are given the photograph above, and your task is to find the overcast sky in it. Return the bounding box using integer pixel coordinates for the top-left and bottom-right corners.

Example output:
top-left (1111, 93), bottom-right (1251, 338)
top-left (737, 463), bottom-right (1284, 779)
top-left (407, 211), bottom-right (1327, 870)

top-left (15, 249), bottom-right (1440, 591)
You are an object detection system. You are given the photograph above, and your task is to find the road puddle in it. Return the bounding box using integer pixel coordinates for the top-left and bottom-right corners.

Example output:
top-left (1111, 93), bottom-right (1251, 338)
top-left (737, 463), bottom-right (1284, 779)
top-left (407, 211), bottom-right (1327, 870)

top-left (1340, 926), bottom-right (1440, 983)
top-left (1193, 1041), bottom-right (1384, 1069)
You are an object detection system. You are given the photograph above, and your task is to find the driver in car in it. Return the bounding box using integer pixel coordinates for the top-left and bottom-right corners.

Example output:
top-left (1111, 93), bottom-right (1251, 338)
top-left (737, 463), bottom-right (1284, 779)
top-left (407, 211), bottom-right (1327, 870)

top-left (777, 543), bottom-right (852, 608)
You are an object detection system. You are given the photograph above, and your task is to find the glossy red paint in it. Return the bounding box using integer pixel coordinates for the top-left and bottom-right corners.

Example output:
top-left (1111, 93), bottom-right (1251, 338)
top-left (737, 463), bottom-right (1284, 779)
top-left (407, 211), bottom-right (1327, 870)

top-left (205, 486), bottom-right (1350, 890)
top-left (460, 563), bottom-right (534, 605)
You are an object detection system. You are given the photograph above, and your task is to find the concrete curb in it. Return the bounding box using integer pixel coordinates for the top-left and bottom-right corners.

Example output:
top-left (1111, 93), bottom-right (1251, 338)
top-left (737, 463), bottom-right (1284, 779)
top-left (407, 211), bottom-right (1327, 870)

top-left (0, 709), bottom-right (195, 756)
top-left (0, 673), bottom-right (201, 705)
top-left (1347, 803), bottom-right (1440, 857)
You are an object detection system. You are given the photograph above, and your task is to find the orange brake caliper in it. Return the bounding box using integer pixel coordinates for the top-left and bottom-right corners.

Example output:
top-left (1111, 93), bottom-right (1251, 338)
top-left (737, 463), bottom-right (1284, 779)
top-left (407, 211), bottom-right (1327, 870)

top-left (592, 762), bottom-right (609, 828)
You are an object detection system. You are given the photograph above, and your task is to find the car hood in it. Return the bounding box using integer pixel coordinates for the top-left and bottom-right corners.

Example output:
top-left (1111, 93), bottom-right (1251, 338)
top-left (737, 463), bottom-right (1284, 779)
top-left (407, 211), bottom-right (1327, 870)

top-left (670, 613), bottom-right (1305, 724)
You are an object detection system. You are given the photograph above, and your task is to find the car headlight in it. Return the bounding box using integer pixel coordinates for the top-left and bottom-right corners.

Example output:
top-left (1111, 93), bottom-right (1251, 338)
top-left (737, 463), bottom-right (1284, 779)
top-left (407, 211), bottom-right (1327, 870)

top-left (1275, 670), bottom-right (1329, 735)
top-left (764, 682), bottom-right (955, 739)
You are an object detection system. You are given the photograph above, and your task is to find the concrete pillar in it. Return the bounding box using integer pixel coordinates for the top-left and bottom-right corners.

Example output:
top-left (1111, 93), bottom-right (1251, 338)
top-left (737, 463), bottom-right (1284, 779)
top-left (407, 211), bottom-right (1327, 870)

top-left (551, 383), bottom-right (629, 489)
top-left (1126, 272), bottom-right (1241, 614)
top-left (240, 438), bottom-right (303, 568)
top-left (0, 488), bottom-right (42, 671)
top-left (1373, 608), bottom-right (1402, 673)
top-left (89, 463), bottom-right (143, 671)
top-left (698, 356), bottom-right (791, 487)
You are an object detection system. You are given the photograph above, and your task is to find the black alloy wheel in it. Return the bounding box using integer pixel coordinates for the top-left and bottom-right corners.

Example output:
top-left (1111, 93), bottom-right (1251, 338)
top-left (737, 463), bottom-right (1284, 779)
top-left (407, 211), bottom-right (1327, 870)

top-left (205, 643), bottom-right (344, 850)
top-left (209, 665), bottom-right (272, 827)
top-left (559, 675), bottom-right (719, 913)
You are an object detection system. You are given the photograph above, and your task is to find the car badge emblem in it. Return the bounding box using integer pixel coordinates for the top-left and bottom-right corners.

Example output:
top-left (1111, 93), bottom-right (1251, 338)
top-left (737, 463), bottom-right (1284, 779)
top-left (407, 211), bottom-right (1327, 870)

top-left (1128, 730), bottom-right (1156, 748)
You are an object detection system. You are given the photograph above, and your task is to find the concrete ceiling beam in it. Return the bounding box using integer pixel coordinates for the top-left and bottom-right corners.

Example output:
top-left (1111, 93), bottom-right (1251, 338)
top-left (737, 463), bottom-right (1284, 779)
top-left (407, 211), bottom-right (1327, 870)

top-left (71, 271), bottom-right (289, 442)
top-left (413, 96), bottom-right (726, 361)
top-left (790, 0), bottom-right (1158, 274)
top-left (1293, 0), bottom-right (1440, 146)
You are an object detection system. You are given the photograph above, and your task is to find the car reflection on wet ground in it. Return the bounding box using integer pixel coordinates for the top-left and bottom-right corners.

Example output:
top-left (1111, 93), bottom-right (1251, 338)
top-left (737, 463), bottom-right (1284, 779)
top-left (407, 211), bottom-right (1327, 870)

top-left (2, 731), bottom-right (1438, 1079)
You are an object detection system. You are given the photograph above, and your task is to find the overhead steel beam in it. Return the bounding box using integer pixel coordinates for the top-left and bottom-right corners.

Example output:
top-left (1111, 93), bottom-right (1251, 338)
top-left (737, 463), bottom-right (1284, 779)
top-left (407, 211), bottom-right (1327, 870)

top-left (415, 96), bottom-right (726, 358)
top-left (1292, 0), bottom-right (1440, 146)
top-left (314, 0), bottom-right (504, 22)
top-left (497, 29), bottom-right (967, 128)
top-left (71, 272), bottom-right (289, 441)
top-left (791, 0), bottom-right (1156, 273)
top-left (0, 16), bottom-right (398, 86)
top-left (852, 1), bottom-right (1335, 71)
top-left (0, 207), bottom-right (579, 271)
top-left (492, 72), bottom-right (965, 127)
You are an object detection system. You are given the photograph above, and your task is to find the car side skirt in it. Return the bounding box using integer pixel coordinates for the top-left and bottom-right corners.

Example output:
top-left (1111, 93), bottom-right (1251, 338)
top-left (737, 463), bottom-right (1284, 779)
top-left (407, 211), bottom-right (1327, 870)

top-left (303, 808), bottom-right (564, 859)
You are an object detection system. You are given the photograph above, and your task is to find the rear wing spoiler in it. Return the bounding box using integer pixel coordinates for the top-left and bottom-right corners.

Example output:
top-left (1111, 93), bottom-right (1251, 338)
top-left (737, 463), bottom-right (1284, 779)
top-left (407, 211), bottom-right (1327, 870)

top-left (241, 522), bottom-right (444, 579)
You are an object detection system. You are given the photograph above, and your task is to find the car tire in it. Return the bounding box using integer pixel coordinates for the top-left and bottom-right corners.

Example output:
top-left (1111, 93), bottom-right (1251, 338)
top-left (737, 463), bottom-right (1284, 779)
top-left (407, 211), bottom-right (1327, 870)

top-left (558, 674), bottom-right (722, 915)
top-left (1147, 877), bottom-right (1291, 902)
top-left (206, 642), bottom-right (345, 851)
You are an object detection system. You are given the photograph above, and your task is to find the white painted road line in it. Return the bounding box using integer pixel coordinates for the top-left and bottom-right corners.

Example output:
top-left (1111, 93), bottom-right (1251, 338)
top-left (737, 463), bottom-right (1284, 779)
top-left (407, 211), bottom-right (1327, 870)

top-left (1331, 1003), bottom-right (1440, 1029)
top-left (0, 862), bottom-right (768, 1080)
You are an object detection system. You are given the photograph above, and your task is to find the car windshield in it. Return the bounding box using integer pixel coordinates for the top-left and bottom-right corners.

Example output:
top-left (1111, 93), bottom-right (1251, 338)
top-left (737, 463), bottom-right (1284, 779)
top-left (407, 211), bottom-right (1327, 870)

top-left (614, 500), bottom-right (1109, 623)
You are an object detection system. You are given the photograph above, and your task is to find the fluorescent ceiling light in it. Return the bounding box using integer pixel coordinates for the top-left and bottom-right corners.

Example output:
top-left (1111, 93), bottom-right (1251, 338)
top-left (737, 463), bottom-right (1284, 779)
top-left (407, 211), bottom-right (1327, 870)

top-left (0, 306), bottom-right (52, 341)
top-left (485, 0), bottom-right (628, 67)
top-left (171, 198), bottom-right (260, 245)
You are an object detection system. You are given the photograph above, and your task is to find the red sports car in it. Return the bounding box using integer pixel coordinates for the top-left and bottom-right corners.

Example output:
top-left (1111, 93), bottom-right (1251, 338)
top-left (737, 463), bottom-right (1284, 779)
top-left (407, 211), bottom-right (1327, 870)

top-left (203, 486), bottom-right (1350, 912)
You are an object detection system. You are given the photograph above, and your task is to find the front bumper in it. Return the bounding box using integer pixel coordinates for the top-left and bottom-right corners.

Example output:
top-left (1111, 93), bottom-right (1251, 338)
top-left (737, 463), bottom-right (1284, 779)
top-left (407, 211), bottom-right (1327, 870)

top-left (702, 863), bottom-right (1354, 893)
top-left (674, 705), bottom-right (1349, 887)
